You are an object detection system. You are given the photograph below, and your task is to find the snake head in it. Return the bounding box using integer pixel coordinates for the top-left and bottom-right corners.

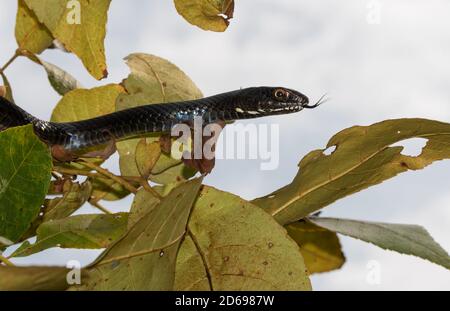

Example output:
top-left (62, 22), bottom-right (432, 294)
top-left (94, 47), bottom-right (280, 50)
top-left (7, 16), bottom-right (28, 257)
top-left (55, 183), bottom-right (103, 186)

top-left (235, 87), bottom-right (311, 117)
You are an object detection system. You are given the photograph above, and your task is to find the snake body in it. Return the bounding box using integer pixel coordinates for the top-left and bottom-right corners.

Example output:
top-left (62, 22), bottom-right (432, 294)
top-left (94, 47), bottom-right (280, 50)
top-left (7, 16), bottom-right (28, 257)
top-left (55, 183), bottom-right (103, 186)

top-left (0, 87), bottom-right (317, 151)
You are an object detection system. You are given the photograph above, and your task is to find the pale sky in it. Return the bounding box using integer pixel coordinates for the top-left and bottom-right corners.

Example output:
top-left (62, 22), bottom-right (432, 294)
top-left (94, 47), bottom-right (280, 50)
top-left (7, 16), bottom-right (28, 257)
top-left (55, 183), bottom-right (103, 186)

top-left (1, 0), bottom-right (449, 290)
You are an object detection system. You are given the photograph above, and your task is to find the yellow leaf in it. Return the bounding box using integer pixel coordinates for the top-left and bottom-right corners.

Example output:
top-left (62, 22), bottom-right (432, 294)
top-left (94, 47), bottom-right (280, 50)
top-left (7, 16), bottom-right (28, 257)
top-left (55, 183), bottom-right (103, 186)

top-left (135, 139), bottom-right (161, 179)
top-left (51, 84), bottom-right (124, 122)
top-left (286, 221), bottom-right (345, 274)
top-left (0, 266), bottom-right (73, 290)
top-left (174, 0), bottom-right (234, 32)
top-left (15, 0), bottom-right (53, 54)
top-left (24, 0), bottom-right (111, 79)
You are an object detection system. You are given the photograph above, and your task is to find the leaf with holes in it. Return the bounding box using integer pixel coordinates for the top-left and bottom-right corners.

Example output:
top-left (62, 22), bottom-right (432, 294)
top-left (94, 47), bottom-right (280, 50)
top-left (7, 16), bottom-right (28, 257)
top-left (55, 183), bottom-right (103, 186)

top-left (286, 221), bottom-right (345, 274)
top-left (309, 217), bottom-right (450, 270)
top-left (23, 0), bottom-right (111, 79)
top-left (174, 0), bottom-right (234, 32)
top-left (0, 125), bottom-right (52, 243)
top-left (11, 213), bottom-right (128, 258)
top-left (116, 53), bottom-right (202, 183)
top-left (70, 178), bottom-right (202, 290)
top-left (0, 265), bottom-right (74, 290)
top-left (15, 0), bottom-right (53, 54)
top-left (174, 186), bottom-right (311, 291)
top-left (252, 119), bottom-right (450, 225)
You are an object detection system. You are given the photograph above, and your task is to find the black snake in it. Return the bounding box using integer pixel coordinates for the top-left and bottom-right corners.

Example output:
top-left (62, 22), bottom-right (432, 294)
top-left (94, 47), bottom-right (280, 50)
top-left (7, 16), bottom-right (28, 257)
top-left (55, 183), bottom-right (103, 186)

top-left (0, 87), bottom-right (321, 152)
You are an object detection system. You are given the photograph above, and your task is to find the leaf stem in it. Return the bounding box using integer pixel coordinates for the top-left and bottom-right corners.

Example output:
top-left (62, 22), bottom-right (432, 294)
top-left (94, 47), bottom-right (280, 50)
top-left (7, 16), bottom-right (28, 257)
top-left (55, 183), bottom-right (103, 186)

top-left (0, 50), bottom-right (20, 74)
top-left (89, 199), bottom-right (112, 214)
top-left (0, 254), bottom-right (15, 266)
top-left (140, 178), bottom-right (162, 199)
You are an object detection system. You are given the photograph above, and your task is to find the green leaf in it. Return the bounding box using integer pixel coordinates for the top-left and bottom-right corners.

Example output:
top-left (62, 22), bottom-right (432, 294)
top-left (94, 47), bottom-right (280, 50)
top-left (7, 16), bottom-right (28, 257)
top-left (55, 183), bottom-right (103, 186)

top-left (43, 180), bottom-right (92, 222)
top-left (71, 178), bottom-right (203, 290)
top-left (127, 187), bottom-right (160, 229)
top-left (51, 84), bottom-right (124, 122)
top-left (309, 217), bottom-right (450, 270)
top-left (286, 221), bottom-right (345, 274)
top-left (0, 125), bottom-right (52, 242)
top-left (91, 177), bottom-right (130, 202)
top-left (1, 72), bottom-right (14, 102)
top-left (24, 0), bottom-right (111, 79)
top-left (253, 119), bottom-right (450, 225)
top-left (174, 186), bottom-right (311, 291)
top-left (174, 0), bottom-right (234, 32)
top-left (11, 213), bottom-right (128, 258)
top-left (0, 265), bottom-right (72, 290)
top-left (116, 53), bottom-right (202, 183)
top-left (15, 0), bottom-right (53, 54)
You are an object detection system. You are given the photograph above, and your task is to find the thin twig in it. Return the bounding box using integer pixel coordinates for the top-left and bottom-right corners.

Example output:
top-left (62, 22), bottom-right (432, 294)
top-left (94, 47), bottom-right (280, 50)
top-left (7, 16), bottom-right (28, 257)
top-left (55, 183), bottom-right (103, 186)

top-left (77, 160), bottom-right (138, 194)
top-left (140, 178), bottom-right (162, 199)
top-left (53, 166), bottom-right (99, 178)
top-left (89, 199), bottom-right (113, 214)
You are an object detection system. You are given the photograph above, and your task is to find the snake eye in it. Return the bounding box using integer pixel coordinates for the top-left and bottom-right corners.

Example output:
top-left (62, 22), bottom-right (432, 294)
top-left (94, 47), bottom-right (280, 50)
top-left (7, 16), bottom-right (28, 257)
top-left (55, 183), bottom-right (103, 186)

top-left (273, 89), bottom-right (288, 101)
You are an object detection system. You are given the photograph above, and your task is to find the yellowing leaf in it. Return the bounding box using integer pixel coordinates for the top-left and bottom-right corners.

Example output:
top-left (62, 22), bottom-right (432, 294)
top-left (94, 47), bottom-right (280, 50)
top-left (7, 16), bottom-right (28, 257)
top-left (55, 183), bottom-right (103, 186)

top-left (309, 217), bottom-right (450, 270)
top-left (116, 53), bottom-right (202, 183)
top-left (175, 186), bottom-right (311, 291)
top-left (11, 213), bottom-right (128, 258)
top-left (174, 0), bottom-right (234, 32)
top-left (24, 0), bottom-right (111, 79)
top-left (0, 125), bottom-right (52, 242)
top-left (51, 84), bottom-right (123, 122)
top-left (253, 119), bottom-right (450, 225)
top-left (71, 178), bottom-right (203, 290)
top-left (0, 265), bottom-right (72, 290)
top-left (286, 221), bottom-right (345, 274)
top-left (135, 139), bottom-right (161, 179)
top-left (15, 0), bottom-right (53, 54)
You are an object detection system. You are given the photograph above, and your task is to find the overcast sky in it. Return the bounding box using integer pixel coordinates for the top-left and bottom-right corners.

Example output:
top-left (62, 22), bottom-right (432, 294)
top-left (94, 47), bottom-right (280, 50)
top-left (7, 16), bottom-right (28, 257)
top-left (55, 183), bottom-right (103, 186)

top-left (1, 0), bottom-right (450, 290)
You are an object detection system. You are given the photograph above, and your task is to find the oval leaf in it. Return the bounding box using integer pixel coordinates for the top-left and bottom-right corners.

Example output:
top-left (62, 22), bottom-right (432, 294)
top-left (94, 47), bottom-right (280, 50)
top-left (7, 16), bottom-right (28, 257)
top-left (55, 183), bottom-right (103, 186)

top-left (174, 0), bottom-right (234, 32)
top-left (309, 216), bottom-right (450, 270)
top-left (11, 213), bottom-right (128, 258)
top-left (175, 186), bottom-right (312, 291)
top-left (24, 0), bottom-right (111, 79)
top-left (15, 0), bottom-right (53, 54)
top-left (0, 125), bottom-right (52, 242)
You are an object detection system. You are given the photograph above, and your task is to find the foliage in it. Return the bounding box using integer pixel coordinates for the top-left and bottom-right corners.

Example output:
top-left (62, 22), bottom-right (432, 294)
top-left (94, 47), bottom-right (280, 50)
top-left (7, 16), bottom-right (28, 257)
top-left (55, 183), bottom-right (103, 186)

top-left (0, 0), bottom-right (449, 291)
